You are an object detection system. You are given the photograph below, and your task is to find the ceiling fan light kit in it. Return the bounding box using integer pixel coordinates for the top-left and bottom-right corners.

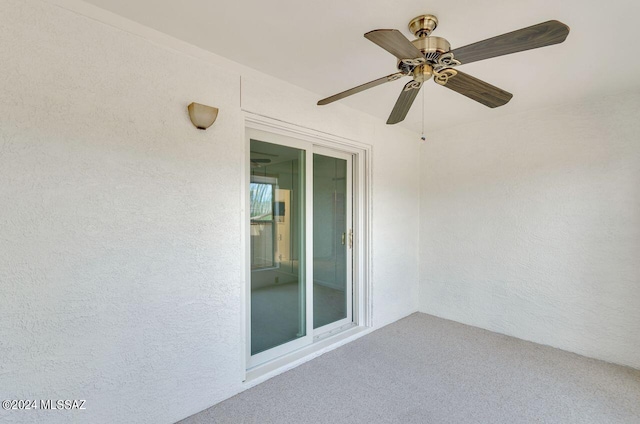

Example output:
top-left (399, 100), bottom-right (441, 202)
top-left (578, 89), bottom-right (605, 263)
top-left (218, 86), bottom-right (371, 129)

top-left (318, 14), bottom-right (570, 125)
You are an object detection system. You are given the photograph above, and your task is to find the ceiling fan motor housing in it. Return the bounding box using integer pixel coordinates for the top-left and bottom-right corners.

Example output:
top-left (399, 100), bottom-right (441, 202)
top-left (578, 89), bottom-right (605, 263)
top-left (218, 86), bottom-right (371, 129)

top-left (411, 36), bottom-right (451, 61)
top-left (408, 14), bottom-right (450, 60)
top-left (397, 35), bottom-right (451, 78)
top-left (397, 15), bottom-right (452, 78)
top-left (396, 36), bottom-right (451, 74)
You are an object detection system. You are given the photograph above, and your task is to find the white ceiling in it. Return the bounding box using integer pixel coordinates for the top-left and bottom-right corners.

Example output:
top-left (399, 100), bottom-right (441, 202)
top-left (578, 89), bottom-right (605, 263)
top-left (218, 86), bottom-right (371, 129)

top-left (80, 0), bottom-right (640, 133)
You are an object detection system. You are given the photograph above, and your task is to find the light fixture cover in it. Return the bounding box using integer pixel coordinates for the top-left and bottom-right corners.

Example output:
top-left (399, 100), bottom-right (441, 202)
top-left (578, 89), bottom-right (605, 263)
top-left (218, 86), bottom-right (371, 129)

top-left (188, 102), bottom-right (219, 130)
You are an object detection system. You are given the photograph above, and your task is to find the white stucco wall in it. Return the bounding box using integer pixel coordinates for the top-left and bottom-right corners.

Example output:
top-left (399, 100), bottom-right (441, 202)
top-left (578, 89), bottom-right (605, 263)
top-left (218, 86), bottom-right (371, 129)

top-left (419, 90), bottom-right (640, 369)
top-left (0, 1), bottom-right (420, 423)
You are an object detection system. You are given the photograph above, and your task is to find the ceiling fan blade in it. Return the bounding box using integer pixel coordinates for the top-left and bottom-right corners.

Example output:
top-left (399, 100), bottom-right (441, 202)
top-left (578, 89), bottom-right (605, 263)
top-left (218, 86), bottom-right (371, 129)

top-left (387, 80), bottom-right (422, 124)
top-left (449, 20), bottom-right (569, 65)
top-left (318, 72), bottom-right (405, 105)
top-left (364, 29), bottom-right (424, 60)
top-left (436, 70), bottom-right (512, 108)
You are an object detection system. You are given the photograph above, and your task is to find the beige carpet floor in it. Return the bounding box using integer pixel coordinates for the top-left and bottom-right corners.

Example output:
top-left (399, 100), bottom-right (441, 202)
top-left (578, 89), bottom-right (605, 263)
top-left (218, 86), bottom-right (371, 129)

top-left (180, 313), bottom-right (640, 424)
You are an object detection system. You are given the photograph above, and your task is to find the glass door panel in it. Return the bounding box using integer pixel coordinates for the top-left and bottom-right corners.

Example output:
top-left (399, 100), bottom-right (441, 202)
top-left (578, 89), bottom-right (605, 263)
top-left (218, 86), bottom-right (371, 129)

top-left (313, 153), bottom-right (351, 329)
top-left (250, 139), bottom-right (306, 355)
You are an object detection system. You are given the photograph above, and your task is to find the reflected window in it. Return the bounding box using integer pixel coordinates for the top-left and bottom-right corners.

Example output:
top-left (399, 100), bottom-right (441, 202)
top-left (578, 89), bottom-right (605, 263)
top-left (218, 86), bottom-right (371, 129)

top-left (250, 177), bottom-right (277, 270)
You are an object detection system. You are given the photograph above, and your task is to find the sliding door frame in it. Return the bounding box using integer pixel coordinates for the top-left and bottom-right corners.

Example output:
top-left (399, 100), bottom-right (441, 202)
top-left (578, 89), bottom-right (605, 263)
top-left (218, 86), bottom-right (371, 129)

top-left (242, 112), bottom-right (373, 371)
top-left (246, 130), bottom-right (313, 368)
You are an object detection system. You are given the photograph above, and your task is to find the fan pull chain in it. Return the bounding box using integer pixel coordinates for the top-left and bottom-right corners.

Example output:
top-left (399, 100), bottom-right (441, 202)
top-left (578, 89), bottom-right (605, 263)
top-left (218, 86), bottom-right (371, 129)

top-left (420, 85), bottom-right (426, 142)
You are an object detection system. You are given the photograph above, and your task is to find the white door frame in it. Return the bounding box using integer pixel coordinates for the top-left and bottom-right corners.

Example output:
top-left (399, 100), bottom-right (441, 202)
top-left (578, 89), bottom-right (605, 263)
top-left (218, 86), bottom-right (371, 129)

top-left (242, 112), bottom-right (372, 371)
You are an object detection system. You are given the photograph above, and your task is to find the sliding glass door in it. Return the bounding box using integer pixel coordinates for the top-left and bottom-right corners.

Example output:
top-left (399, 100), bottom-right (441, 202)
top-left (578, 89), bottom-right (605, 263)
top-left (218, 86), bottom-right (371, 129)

top-left (313, 149), bottom-right (352, 332)
top-left (250, 139), bottom-right (307, 357)
top-left (247, 129), bottom-right (353, 367)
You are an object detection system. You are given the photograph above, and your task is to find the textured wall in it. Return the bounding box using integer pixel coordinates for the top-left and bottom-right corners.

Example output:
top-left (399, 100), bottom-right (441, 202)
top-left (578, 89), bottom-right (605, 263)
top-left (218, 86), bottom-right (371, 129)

top-left (419, 91), bottom-right (640, 369)
top-left (0, 1), bottom-right (420, 423)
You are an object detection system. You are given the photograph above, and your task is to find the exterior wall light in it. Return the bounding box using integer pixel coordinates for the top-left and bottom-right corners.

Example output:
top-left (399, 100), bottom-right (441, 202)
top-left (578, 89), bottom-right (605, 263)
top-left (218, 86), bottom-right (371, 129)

top-left (187, 102), bottom-right (219, 130)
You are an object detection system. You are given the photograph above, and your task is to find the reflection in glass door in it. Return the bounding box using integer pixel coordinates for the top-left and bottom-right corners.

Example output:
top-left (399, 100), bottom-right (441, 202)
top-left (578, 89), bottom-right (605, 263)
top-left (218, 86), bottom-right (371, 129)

top-left (250, 139), bottom-right (306, 355)
top-left (313, 153), bottom-right (352, 330)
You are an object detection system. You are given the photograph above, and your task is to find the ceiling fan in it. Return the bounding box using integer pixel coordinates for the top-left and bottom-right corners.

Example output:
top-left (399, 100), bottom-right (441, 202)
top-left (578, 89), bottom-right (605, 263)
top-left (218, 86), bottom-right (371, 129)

top-left (317, 15), bottom-right (569, 124)
top-left (250, 158), bottom-right (271, 168)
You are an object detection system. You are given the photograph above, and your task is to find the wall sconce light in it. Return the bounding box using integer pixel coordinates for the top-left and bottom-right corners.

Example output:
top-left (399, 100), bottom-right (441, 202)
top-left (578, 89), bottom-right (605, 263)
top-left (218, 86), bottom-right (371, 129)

top-left (187, 102), bottom-right (219, 130)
